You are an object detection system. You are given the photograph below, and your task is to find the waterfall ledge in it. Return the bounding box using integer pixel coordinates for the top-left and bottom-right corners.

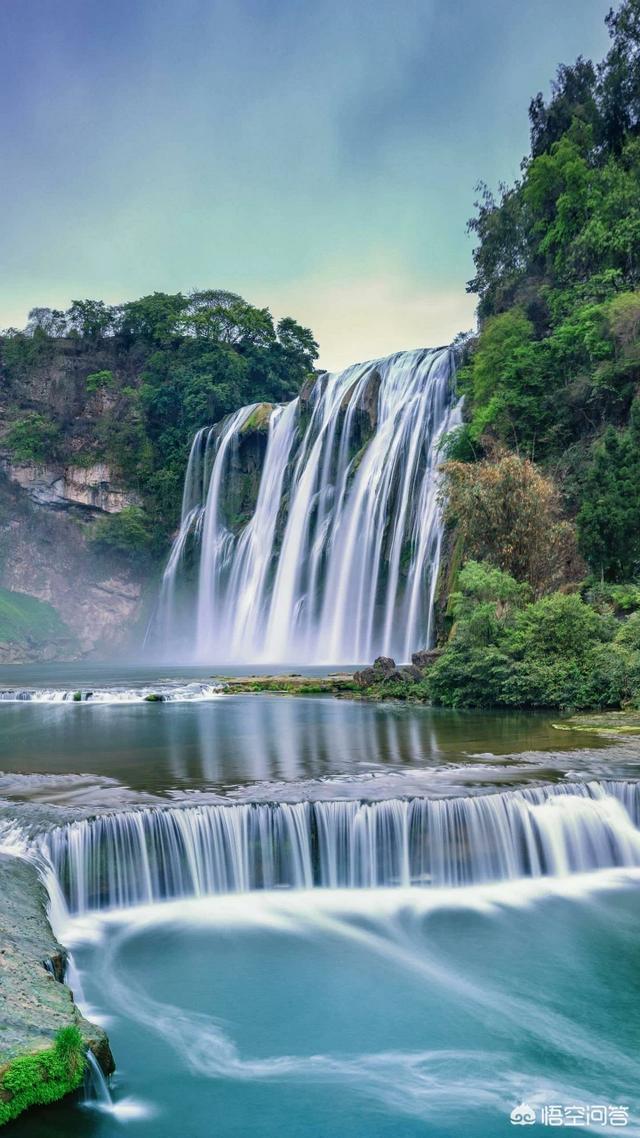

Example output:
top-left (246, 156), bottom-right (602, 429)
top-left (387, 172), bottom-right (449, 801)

top-left (0, 852), bottom-right (113, 1126)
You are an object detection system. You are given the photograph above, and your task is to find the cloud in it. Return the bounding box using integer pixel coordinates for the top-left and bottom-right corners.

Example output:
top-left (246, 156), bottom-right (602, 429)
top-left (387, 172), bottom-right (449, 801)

top-left (257, 267), bottom-right (477, 372)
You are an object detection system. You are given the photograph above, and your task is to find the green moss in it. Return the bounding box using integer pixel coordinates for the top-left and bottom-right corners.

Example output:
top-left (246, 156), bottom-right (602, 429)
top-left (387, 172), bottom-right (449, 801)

top-left (220, 675), bottom-right (359, 696)
top-left (0, 588), bottom-right (73, 650)
top-left (0, 1027), bottom-right (86, 1126)
top-left (72, 691), bottom-right (82, 702)
top-left (239, 403), bottom-right (273, 434)
top-left (144, 692), bottom-right (164, 702)
top-left (553, 711), bottom-right (640, 734)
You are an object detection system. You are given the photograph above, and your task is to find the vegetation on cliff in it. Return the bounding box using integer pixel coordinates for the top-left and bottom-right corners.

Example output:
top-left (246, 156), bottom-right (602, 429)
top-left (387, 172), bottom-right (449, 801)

top-left (0, 588), bottom-right (76, 662)
top-left (453, 0), bottom-right (640, 585)
top-left (0, 290), bottom-right (318, 553)
top-left (426, 0), bottom-right (640, 707)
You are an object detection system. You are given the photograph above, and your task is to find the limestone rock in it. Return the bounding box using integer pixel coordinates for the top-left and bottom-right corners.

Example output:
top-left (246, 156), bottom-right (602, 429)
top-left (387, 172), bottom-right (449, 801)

top-left (0, 853), bottom-right (113, 1075)
top-left (3, 459), bottom-right (141, 514)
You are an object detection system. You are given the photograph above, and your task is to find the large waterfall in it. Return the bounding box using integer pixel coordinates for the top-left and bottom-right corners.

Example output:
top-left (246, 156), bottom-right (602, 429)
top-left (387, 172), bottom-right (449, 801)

top-left (44, 782), bottom-right (640, 915)
top-left (150, 347), bottom-right (460, 663)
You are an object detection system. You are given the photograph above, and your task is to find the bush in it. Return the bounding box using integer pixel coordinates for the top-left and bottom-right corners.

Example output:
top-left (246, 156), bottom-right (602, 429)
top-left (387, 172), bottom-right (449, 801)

top-left (5, 413), bottom-right (60, 463)
top-left (442, 454), bottom-right (582, 595)
top-left (85, 369), bottom-right (115, 393)
top-left (89, 507), bottom-right (153, 559)
top-left (429, 560), bottom-right (640, 710)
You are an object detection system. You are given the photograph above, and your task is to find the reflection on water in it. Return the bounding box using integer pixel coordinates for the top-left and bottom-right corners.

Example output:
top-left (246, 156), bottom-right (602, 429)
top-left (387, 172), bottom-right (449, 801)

top-left (0, 686), bottom-right (634, 804)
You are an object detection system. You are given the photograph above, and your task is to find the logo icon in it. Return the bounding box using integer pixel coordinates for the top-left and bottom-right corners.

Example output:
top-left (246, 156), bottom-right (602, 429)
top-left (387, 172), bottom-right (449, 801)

top-left (511, 1103), bottom-right (537, 1126)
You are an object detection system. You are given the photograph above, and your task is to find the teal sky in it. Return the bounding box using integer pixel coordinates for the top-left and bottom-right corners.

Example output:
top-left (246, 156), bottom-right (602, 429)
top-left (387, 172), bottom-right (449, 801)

top-left (0, 0), bottom-right (612, 369)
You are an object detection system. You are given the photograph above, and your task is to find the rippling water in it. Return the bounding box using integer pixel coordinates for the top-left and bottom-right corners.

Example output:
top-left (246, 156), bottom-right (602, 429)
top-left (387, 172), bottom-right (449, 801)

top-left (2, 668), bottom-right (640, 1137)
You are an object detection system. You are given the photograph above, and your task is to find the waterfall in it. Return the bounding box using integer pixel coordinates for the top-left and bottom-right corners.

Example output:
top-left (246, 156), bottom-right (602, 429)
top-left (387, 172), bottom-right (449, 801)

top-left (150, 346), bottom-right (461, 663)
top-left (44, 782), bottom-right (640, 915)
top-left (83, 1051), bottom-right (113, 1111)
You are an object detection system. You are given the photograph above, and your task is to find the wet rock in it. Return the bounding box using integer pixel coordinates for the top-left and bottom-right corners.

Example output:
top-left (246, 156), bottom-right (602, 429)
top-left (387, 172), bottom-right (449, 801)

top-left (373, 656), bottom-right (396, 676)
top-left (353, 667), bottom-right (378, 687)
top-left (411, 649), bottom-right (442, 670)
top-left (0, 852), bottom-right (114, 1121)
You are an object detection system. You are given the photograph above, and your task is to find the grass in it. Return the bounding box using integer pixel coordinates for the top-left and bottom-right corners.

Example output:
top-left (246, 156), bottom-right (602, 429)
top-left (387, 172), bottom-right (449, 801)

top-left (0, 588), bottom-right (71, 648)
top-left (0, 1027), bottom-right (86, 1126)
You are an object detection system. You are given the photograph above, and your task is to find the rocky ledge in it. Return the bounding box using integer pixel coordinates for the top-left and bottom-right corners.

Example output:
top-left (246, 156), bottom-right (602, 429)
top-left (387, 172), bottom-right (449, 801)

top-left (218, 653), bottom-right (442, 700)
top-left (0, 853), bottom-right (113, 1126)
top-left (3, 459), bottom-right (141, 514)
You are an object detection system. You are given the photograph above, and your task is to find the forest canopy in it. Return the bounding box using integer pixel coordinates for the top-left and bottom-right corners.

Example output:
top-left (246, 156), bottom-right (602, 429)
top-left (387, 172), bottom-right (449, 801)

top-left (460, 0), bottom-right (640, 583)
top-left (0, 290), bottom-right (318, 547)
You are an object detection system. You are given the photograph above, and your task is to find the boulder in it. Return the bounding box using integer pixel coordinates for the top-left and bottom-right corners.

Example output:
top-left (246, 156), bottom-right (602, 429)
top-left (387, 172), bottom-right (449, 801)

top-left (0, 853), bottom-right (114, 1125)
top-left (372, 656), bottom-right (396, 677)
top-left (411, 649), bottom-right (443, 671)
top-left (353, 667), bottom-right (377, 687)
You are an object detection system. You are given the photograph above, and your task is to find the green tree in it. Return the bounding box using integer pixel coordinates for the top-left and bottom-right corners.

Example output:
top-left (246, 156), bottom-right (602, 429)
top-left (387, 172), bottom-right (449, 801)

top-left (577, 399), bottom-right (640, 578)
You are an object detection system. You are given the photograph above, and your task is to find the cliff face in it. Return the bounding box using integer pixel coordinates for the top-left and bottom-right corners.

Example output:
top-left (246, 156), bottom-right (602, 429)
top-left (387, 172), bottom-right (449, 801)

top-left (3, 459), bottom-right (141, 513)
top-left (0, 337), bottom-right (152, 660)
top-left (0, 475), bottom-right (146, 661)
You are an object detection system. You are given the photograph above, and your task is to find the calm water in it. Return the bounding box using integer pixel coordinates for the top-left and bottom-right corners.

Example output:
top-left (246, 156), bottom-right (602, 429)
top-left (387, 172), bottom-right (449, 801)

top-left (0, 665), bottom-right (633, 806)
top-left (2, 666), bottom-right (640, 1137)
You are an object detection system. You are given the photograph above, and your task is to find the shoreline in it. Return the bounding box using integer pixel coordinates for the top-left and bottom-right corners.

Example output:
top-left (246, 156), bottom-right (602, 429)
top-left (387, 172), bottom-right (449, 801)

top-left (0, 853), bottom-right (113, 1126)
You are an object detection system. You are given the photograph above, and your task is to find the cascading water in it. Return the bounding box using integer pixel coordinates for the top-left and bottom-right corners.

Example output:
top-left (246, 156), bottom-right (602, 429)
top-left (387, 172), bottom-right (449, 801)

top-left (44, 781), bottom-right (640, 915)
top-left (149, 346), bottom-right (461, 663)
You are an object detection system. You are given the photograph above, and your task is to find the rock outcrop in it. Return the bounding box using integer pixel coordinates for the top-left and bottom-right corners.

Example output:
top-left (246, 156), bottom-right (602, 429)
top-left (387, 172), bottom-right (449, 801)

top-left (0, 852), bottom-right (113, 1125)
top-left (3, 460), bottom-right (142, 514)
top-left (0, 475), bottom-right (146, 657)
top-left (353, 655), bottom-right (430, 688)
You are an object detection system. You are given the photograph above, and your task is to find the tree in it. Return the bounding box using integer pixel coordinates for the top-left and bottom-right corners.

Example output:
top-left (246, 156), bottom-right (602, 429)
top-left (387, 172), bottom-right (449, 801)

top-left (66, 299), bottom-right (115, 340)
top-left (118, 292), bottom-right (188, 345)
top-left (577, 398), bottom-right (640, 578)
top-left (442, 453), bottom-right (581, 594)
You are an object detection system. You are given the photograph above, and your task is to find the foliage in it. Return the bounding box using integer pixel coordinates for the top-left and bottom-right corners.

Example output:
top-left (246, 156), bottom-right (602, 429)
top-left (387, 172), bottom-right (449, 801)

top-left (0, 588), bottom-right (73, 648)
top-left (428, 561), bottom-right (640, 709)
top-left (89, 507), bottom-right (154, 560)
top-left (0, 288), bottom-right (318, 544)
top-left (462, 2), bottom-right (640, 581)
top-left (5, 413), bottom-right (60, 463)
top-left (442, 453), bottom-right (581, 594)
top-left (0, 1027), bottom-right (86, 1125)
top-left (85, 369), bottom-right (115, 393)
top-left (577, 398), bottom-right (640, 578)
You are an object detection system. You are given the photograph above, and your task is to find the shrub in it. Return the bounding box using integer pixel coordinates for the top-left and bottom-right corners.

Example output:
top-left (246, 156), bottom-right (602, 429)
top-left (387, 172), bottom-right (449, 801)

top-left (89, 507), bottom-right (153, 559)
top-left (85, 369), bottom-right (115, 393)
top-left (429, 560), bottom-right (640, 710)
top-left (442, 454), bottom-right (582, 595)
top-left (5, 413), bottom-right (60, 463)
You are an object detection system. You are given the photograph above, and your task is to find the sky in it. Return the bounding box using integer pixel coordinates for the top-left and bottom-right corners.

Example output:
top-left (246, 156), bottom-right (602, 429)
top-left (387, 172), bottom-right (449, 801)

top-left (0, 0), bottom-right (613, 370)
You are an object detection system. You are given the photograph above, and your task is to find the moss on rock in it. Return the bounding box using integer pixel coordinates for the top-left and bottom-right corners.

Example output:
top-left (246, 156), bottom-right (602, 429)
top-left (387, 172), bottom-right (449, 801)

top-left (0, 854), bottom-right (114, 1126)
top-left (0, 1027), bottom-right (86, 1126)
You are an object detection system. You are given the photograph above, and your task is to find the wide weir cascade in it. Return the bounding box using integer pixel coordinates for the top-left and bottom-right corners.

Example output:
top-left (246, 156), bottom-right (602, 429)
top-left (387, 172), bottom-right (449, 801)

top-left (150, 346), bottom-right (461, 664)
top-left (44, 781), bottom-right (640, 914)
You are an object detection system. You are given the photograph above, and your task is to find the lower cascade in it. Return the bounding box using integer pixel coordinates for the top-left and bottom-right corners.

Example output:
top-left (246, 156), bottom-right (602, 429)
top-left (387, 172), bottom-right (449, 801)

top-left (44, 781), bottom-right (640, 915)
top-left (149, 346), bottom-right (461, 664)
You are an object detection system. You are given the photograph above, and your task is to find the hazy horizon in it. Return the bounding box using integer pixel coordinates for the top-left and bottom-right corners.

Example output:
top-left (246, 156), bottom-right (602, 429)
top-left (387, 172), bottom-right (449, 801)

top-left (1, 0), bottom-right (611, 369)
